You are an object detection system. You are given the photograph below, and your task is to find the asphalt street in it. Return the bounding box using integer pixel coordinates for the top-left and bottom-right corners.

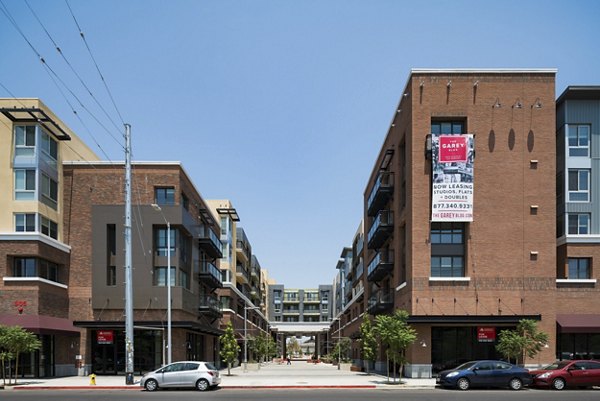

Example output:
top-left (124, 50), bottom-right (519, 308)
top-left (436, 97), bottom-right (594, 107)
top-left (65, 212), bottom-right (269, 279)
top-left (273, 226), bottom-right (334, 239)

top-left (2, 389), bottom-right (599, 401)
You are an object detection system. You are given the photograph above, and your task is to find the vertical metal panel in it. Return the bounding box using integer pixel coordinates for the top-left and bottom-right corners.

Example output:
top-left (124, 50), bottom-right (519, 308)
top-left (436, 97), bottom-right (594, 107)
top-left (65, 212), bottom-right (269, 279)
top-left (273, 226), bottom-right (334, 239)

top-left (564, 99), bottom-right (600, 234)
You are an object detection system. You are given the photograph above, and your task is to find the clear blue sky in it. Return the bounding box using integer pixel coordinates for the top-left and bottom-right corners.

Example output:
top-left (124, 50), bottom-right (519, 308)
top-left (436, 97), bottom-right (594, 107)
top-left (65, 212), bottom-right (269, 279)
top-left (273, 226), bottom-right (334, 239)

top-left (2, 0), bottom-right (600, 288)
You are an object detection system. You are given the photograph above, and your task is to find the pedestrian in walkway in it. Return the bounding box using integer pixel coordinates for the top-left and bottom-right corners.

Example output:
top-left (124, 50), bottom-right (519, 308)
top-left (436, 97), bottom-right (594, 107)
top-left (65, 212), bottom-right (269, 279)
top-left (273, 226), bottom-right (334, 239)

top-left (287, 356), bottom-right (291, 365)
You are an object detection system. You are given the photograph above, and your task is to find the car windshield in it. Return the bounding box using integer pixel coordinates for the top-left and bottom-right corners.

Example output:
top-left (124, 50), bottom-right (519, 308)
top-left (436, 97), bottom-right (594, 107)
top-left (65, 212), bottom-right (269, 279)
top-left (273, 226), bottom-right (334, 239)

top-left (454, 361), bottom-right (477, 370)
top-left (542, 361), bottom-right (570, 370)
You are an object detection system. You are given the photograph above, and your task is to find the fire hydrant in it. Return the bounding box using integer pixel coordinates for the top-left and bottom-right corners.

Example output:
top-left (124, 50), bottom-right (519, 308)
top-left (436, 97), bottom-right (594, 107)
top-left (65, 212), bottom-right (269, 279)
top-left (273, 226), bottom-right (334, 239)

top-left (89, 373), bottom-right (96, 385)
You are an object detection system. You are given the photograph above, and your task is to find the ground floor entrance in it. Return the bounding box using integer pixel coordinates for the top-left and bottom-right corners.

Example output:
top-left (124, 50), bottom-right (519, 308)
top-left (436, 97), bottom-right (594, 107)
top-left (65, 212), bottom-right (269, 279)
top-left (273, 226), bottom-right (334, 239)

top-left (430, 326), bottom-right (513, 373)
top-left (91, 329), bottom-right (162, 375)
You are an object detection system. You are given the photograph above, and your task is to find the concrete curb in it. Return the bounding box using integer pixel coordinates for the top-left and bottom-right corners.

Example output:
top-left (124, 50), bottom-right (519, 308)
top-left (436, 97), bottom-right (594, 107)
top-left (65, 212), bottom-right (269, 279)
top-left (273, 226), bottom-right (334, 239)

top-left (9, 384), bottom-right (440, 391)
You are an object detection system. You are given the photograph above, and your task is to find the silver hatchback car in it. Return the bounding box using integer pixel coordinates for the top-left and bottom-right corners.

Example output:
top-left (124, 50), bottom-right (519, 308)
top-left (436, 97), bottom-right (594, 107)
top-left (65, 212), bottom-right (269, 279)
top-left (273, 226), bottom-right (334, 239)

top-left (140, 361), bottom-right (221, 391)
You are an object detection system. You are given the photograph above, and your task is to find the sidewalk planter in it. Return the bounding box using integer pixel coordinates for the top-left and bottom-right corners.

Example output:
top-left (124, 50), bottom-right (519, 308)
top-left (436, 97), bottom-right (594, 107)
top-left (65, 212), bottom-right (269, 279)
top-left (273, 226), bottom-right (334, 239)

top-left (339, 363), bottom-right (352, 371)
top-left (404, 363), bottom-right (432, 378)
top-left (245, 363), bottom-right (260, 371)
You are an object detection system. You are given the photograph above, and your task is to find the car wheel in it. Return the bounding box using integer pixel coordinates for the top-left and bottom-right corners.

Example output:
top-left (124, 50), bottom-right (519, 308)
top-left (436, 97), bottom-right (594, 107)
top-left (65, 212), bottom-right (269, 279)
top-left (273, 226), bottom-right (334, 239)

top-left (552, 377), bottom-right (566, 390)
top-left (508, 378), bottom-right (523, 390)
top-left (144, 379), bottom-right (159, 392)
top-left (457, 377), bottom-right (470, 391)
top-left (196, 378), bottom-right (209, 391)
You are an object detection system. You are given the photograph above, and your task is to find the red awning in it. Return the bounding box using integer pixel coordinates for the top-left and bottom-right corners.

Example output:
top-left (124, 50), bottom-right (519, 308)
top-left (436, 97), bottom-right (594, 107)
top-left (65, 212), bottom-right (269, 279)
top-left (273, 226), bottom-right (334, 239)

top-left (0, 314), bottom-right (80, 334)
top-left (557, 314), bottom-right (600, 333)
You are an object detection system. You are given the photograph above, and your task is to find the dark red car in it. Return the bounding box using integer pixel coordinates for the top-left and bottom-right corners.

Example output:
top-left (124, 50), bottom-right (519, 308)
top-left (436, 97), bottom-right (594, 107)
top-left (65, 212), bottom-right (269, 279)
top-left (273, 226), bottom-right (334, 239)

top-left (530, 360), bottom-right (600, 390)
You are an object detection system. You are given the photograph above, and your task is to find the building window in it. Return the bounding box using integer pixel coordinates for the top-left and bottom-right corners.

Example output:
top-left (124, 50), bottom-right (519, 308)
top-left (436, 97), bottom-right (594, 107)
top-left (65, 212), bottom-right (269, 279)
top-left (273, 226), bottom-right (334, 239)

top-left (14, 169), bottom-right (36, 200)
top-left (568, 169), bottom-right (590, 202)
top-left (568, 258), bottom-right (591, 279)
top-left (154, 187), bottom-right (175, 205)
top-left (41, 173), bottom-right (58, 209)
top-left (106, 266), bottom-right (116, 286)
top-left (153, 266), bottom-right (176, 286)
top-left (41, 130), bottom-right (58, 160)
top-left (181, 192), bottom-right (189, 210)
top-left (13, 257), bottom-right (60, 283)
top-left (431, 121), bottom-right (465, 135)
top-left (431, 222), bottom-right (464, 244)
top-left (179, 268), bottom-right (189, 289)
top-left (14, 125), bottom-right (36, 157)
top-left (220, 217), bottom-right (227, 236)
top-left (431, 256), bottom-right (464, 277)
top-left (568, 214), bottom-right (590, 235)
top-left (568, 125), bottom-right (590, 157)
top-left (15, 213), bottom-right (36, 232)
top-left (220, 296), bottom-right (230, 310)
top-left (40, 215), bottom-right (58, 239)
top-left (155, 227), bottom-right (176, 256)
top-left (13, 257), bottom-right (36, 277)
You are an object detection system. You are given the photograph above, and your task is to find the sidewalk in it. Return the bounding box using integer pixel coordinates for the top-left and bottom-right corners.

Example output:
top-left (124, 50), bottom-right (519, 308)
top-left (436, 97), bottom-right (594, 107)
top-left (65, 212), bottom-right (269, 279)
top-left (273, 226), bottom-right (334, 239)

top-left (7, 362), bottom-right (436, 390)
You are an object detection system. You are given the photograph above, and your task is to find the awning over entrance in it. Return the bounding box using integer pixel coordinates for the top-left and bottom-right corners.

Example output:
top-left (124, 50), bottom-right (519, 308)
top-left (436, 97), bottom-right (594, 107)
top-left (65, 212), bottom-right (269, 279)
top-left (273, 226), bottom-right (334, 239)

top-left (269, 322), bottom-right (331, 334)
top-left (407, 314), bottom-right (541, 324)
top-left (73, 320), bottom-right (223, 336)
top-left (0, 314), bottom-right (79, 334)
top-left (557, 314), bottom-right (600, 333)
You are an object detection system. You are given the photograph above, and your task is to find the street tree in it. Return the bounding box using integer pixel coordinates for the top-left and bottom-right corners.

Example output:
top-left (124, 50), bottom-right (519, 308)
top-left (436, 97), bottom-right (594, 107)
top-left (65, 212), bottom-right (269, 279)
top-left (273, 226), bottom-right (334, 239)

top-left (248, 332), bottom-right (277, 363)
top-left (374, 310), bottom-right (417, 383)
top-left (496, 319), bottom-right (548, 365)
top-left (287, 336), bottom-right (302, 358)
top-left (359, 313), bottom-right (377, 374)
top-left (219, 322), bottom-right (240, 375)
top-left (0, 325), bottom-right (41, 385)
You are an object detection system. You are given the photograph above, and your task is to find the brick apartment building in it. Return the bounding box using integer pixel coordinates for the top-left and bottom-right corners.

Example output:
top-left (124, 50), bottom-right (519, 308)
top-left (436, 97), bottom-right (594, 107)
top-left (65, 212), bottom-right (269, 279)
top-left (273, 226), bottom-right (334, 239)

top-left (333, 69), bottom-right (595, 376)
top-left (64, 161), bottom-right (224, 375)
top-left (0, 99), bottom-right (99, 376)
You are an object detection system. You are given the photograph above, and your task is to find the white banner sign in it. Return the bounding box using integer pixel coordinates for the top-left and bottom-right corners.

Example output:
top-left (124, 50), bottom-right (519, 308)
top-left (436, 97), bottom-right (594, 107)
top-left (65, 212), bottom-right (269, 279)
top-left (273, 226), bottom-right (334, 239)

top-left (431, 134), bottom-right (474, 222)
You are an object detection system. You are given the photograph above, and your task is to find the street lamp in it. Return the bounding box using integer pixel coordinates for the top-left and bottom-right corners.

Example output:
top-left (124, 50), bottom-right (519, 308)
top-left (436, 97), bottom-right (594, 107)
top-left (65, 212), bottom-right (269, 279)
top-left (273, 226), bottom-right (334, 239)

top-left (333, 317), bottom-right (341, 370)
top-left (243, 301), bottom-right (260, 372)
top-left (151, 203), bottom-right (172, 365)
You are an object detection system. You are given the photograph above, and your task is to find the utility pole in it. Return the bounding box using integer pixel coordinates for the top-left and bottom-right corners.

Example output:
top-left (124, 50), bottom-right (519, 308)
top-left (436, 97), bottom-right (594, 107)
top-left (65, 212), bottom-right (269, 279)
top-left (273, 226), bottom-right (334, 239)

top-left (124, 123), bottom-right (134, 385)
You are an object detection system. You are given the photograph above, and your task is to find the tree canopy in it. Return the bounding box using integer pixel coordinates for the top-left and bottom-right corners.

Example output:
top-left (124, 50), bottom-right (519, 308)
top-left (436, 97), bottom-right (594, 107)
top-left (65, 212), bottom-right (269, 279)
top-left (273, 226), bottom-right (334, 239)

top-left (219, 321), bottom-right (239, 375)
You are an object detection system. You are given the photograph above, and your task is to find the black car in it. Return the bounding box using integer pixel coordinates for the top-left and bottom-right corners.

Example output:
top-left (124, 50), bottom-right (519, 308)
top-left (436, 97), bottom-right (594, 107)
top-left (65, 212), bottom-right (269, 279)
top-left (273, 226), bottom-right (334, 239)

top-left (437, 360), bottom-right (532, 391)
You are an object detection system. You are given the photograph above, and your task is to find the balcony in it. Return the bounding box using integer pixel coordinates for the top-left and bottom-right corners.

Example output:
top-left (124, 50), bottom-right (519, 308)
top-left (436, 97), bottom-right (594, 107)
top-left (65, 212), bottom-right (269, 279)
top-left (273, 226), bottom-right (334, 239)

top-left (367, 210), bottom-right (394, 249)
top-left (197, 261), bottom-right (222, 289)
top-left (367, 172), bottom-right (394, 216)
top-left (283, 308), bottom-right (300, 314)
top-left (198, 226), bottom-right (223, 259)
top-left (354, 258), bottom-right (364, 283)
top-left (198, 294), bottom-right (222, 319)
top-left (236, 265), bottom-right (249, 284)
top-left (367, 289), bottom-right (394, 315)
top-left (367, 249), bottom-right (394, 282)
top-left (236, 241), bottom-right (251, 263)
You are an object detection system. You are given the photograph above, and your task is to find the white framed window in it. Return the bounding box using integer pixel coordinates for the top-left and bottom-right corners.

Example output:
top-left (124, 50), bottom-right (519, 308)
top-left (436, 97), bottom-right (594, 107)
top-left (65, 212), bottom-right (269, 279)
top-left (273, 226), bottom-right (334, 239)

top-left (14, 169), bottom-right (36, 200)
top-left (14, 125), bottom-right (36, 157)
top-left (568, 125), bottom-right (590, 157)
top-left (40, 130), bottom-right (58, 160)
top-left (15, 213), bottom-right (36, 232)
top-left (41, 173), bottom-right (58, 209)
top-left (568, 169), bottom-right (590, 202)
top-left (568, 213), bottom-right (590, 235)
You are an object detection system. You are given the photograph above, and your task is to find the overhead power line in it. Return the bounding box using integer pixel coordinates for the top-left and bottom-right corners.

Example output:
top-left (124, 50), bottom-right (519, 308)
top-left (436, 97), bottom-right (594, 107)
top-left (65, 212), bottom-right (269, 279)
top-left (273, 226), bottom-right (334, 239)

top-left (0, 0), bottom-right (124, 150)
top-left (65, 0), bottom-right (126, 129)
top-left (25, 0), bottom-right (123, 135)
